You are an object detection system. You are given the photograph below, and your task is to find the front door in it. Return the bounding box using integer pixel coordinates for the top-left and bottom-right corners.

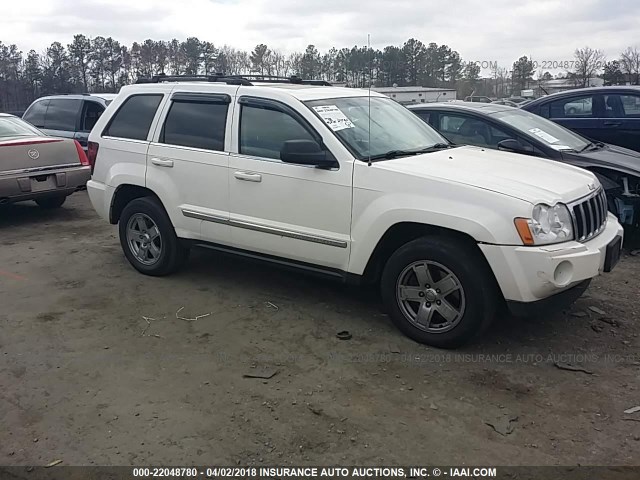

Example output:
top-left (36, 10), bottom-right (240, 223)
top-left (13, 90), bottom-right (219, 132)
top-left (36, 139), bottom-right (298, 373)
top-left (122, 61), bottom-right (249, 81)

top-left (227, 96), bottom-right (352, 271)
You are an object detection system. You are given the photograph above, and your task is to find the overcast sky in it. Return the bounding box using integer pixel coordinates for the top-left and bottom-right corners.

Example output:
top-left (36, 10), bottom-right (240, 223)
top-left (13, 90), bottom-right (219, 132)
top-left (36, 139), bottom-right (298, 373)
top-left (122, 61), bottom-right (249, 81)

top-left (1, 0), bottom-right (638, 73)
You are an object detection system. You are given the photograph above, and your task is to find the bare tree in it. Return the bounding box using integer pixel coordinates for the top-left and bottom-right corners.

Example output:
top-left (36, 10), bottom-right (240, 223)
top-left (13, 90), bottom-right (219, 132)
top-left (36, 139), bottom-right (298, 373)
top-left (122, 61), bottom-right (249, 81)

top-left (572, 47), bottom-right (605, 87)
top-left (620, 46), bottom-right (640, 85)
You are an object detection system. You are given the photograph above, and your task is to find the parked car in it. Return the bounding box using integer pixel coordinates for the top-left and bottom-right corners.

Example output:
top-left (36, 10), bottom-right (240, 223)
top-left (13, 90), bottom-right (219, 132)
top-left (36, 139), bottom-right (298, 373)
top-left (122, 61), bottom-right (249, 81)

top-left (505, 97), bottom-right (531, 105)
top-left (0, 113), bottom-right (91, 208)
top-left (22, 93), bottom-right (117, 149)
top-left (491, 99), bottom-right (522, 108)
top-left (409, 102), bottom-right (640, 227)
top-left (464, 95), bottom-right (492, 103)
top-left (87, 75), bottom-right (623, 348)
top-left (522, 86), bottom-right (640, 153)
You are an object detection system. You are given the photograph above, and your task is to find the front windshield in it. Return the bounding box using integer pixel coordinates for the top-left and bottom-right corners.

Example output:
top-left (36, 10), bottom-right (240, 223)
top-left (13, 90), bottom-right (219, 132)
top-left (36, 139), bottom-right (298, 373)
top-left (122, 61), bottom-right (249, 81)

top-left (0, 116), bottom-right (42, 138)
top-left (492, 109), bottom-right (589, 151)
top-left (305, 96), bottom-right (447, 160)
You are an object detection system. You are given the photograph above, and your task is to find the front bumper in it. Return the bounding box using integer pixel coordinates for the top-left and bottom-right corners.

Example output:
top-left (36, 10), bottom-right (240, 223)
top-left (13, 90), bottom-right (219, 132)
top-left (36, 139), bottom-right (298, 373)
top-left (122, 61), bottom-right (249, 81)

top-left (506, 279), bottom-right (591, 317)
top-left (480, 213), bottom-right (624, 303)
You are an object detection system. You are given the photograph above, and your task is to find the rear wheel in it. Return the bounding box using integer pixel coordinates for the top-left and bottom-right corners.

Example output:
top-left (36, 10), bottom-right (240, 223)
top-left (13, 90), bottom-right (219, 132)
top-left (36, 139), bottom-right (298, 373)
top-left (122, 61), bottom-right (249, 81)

top-left (35, 195), bottom-right (66, 209)
top-left (381, 236), bottom-right (498, 348)
top-left (119, 197), bottom-right (189, 276)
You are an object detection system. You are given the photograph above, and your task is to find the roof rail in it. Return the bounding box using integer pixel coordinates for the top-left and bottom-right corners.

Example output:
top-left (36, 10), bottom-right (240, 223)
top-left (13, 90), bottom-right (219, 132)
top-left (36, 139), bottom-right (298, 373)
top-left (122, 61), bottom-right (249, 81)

top-left (135, 73), bottom-right (332, 87)
top-left (136, 74), bottom-right (252, 86)
top-left (226, 74), bottom-right (333, 86)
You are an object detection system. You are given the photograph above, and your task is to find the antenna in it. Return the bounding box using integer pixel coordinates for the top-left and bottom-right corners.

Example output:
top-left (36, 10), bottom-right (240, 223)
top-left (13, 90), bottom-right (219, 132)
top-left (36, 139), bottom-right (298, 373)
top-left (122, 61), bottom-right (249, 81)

top-left (367, 33), bottom-right (372, 167)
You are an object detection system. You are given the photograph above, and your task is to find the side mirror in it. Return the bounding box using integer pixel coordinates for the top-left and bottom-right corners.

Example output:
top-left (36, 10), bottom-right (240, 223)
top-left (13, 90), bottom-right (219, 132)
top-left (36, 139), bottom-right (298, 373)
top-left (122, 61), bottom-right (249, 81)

top-left (280, 140), bottom-right (337, 168)
top-left (498, 138), bottom-right (533, 154)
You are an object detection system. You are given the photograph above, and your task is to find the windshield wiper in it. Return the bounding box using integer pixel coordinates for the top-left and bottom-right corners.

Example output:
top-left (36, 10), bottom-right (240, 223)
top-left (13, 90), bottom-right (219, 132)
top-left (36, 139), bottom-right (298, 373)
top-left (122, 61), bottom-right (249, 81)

top-left (579, 141), bottom-right (605, 153)
top-left (367, 144), bottom-right (453, 162)
top-left (414, 143), bottom-right (454, 153)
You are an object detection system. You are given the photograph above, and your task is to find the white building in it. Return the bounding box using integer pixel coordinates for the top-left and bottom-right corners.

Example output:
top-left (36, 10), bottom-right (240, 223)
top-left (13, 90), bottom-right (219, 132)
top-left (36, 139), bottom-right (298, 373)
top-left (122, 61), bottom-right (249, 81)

top-left (372, 86), bottom-right (457, 104)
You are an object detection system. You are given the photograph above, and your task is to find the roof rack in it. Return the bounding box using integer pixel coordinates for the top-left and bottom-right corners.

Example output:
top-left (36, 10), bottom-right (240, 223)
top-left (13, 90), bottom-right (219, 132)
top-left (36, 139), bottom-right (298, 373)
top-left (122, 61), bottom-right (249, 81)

top-left (228, 75), bottom-right (333, 86)
top-left (135, 74), bottom-right (332, 87)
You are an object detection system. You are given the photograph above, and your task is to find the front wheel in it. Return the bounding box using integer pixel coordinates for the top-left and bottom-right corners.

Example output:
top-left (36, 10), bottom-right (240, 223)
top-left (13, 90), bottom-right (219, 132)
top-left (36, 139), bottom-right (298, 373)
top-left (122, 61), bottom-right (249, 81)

top-left (118, 197), bottom-right (189, 276)
top-left (381, 236), bottom-right (499, 348)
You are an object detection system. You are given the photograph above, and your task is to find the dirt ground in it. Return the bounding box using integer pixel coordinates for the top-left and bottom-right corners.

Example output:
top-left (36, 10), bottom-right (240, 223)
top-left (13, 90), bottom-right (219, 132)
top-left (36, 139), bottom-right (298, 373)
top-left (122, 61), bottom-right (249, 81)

top-left (1, 192), bottom-right (639, 467)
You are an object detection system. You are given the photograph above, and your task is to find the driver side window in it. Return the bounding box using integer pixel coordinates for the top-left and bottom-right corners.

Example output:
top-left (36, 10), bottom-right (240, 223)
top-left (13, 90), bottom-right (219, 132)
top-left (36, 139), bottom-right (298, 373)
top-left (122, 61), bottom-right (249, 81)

top-left (239, 105), bottom-right (316, 160)
top-left (438, 113), bottom-right (513, 148)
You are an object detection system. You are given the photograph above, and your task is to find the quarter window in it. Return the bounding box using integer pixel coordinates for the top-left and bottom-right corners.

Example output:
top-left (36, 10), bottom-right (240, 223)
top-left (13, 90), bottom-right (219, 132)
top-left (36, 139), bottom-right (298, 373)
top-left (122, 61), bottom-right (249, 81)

top-left (239, 105), bottom-right (316, 160)
top-left (23, 99), bottom-right (49, 128)
top-left (413, 111), bottom-right (431, 123)
top-left (103, 94), bottom-right (163, 140)
top-left (161, 100), bottom-right (228, 151)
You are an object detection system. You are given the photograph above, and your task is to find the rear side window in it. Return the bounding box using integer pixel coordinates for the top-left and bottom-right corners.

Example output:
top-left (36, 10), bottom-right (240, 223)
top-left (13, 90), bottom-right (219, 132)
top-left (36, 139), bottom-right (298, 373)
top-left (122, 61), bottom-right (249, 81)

top-left (44, 99), bottom-right (82, 131)
top-left (160, 99), bottom-right (228, 151)
top-left (23, 99), bottom-right (49, 128)
top-left (104, 94), bottom-right (163, 140)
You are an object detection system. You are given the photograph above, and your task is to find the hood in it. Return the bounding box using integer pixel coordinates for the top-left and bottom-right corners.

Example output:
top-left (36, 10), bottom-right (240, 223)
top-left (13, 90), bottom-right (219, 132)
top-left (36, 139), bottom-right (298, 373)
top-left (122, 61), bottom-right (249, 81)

top-left (378, 145), bottom-right (597, 205)
top-left (561, 143), bottom-right (640, 178)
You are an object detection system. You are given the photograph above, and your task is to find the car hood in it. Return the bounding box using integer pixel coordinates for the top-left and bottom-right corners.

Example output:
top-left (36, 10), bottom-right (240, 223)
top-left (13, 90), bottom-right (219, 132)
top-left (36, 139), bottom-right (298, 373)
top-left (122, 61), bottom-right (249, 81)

top-left (561, 144), bottom-right (640, 177)
top-left (379, 145), bottom-right (597, 205)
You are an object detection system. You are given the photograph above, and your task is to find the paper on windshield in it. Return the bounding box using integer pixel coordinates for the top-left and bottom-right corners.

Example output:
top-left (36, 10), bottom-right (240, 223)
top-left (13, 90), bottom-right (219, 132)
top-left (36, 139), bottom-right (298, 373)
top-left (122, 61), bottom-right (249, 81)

top-left (528, 127), bottom-right (560, 144)
top-left (549, 144), bottom-right (572, 151)
top-left (312, 105), bottom-right (354, 132)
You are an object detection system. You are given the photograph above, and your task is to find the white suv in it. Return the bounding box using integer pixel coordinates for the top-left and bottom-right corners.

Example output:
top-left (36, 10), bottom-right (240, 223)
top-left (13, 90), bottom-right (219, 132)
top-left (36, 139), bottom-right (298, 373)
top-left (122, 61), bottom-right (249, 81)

top-left (86, 75), bottom-right (624, 348)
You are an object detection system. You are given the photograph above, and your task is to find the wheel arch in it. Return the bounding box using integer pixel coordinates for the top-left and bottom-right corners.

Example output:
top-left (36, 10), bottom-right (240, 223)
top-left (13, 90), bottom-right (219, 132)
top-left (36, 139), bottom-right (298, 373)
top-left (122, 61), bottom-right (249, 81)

top-left (360, 222), bottom-right (500, 292)
top-left (109, 184), bottom-right (165, 224)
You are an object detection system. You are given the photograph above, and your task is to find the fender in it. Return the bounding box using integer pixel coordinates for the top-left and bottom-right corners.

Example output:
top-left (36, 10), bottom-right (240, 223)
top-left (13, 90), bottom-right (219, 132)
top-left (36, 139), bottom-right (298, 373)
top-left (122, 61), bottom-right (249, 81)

top-left (348, 191), bottom-right (531, 275)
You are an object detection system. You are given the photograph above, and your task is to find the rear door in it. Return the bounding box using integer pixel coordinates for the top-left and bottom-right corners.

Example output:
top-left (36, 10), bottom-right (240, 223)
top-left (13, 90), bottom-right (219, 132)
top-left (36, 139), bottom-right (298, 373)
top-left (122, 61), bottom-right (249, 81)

top-left (600, 92), bottom-right (640, 151)
top-left (146, 87), bottom-right (237, 243)
top-left (41, 98), bottom-right (82, 140)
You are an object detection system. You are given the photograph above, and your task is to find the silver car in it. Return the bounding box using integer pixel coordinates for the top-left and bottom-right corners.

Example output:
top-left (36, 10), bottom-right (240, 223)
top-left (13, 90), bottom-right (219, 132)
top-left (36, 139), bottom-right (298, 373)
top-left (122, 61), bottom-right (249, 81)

top-left (0, 114), bottom-right (91, 208)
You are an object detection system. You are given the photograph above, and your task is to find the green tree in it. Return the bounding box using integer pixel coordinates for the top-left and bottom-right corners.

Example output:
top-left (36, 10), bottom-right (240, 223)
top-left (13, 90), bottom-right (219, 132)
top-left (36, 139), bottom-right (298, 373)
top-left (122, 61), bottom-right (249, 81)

top-left (250, 44), bottom-right (271, 75)
top-left (603, 60), bottom-right (624, 85)
top-left (301, 45), bottom-right (320, 78)
top-left (402, 38), bottom-right (426, 86)
top-left (68, 34), bottom-right (92, 91)
top-left (512, 56), bottom-right (534, 91)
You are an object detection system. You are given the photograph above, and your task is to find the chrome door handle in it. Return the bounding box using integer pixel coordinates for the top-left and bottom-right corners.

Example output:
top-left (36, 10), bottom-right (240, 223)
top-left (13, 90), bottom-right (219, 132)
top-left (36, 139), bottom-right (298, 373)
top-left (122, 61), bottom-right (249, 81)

top-left (151, 158), bottom-right (174, 168)
top-left (234, 171), bottom-right (262, 182)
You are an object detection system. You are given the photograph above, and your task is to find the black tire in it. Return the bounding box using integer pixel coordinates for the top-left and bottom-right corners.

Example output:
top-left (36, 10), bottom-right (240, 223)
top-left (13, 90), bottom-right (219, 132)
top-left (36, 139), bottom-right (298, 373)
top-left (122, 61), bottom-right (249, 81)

top-left (118, 197), bottom-right (189, 276)
top-left (380, 235), bottom-right (499, 348)
top-left (35, 195), bottom-right (66, 209)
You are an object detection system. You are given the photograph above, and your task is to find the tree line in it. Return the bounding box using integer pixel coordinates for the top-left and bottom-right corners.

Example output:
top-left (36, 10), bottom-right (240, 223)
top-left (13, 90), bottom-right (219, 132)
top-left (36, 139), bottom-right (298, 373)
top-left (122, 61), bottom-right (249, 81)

top-left (0, 35), bottom-right (639, 111)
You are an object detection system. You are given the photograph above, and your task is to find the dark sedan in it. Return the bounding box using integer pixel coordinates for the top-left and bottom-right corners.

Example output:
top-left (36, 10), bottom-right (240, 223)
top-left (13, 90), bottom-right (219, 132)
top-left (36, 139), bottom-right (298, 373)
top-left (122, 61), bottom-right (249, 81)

top-left (409, 102), bottom-right (639, 228)
top-left (522, 86), bottom-right (640, 152)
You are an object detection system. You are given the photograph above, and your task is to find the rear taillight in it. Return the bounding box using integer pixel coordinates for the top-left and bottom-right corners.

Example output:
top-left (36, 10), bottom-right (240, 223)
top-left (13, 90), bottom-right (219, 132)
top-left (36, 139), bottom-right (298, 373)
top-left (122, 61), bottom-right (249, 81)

top-left (87, 141), bottom-right (99, 174)
top-left (74, 140), bottom-right (90, 167)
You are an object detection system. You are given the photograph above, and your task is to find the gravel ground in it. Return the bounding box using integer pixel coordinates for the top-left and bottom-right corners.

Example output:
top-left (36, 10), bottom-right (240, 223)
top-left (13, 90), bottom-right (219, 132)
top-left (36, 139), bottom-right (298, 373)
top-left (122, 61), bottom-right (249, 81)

top-left (1, 192), bottom-right (639, 467)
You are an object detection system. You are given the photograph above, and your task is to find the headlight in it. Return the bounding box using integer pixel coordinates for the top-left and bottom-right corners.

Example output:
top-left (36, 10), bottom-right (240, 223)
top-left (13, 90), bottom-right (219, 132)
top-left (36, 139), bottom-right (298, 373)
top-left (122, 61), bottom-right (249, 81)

top-left (515, 203), bottom-right (574, 245)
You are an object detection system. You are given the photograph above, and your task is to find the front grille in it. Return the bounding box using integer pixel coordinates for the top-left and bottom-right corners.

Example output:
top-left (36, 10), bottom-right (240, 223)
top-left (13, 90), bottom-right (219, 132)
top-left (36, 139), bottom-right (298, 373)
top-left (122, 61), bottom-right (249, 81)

top-left (571, 189), bottom-right (608, 242)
